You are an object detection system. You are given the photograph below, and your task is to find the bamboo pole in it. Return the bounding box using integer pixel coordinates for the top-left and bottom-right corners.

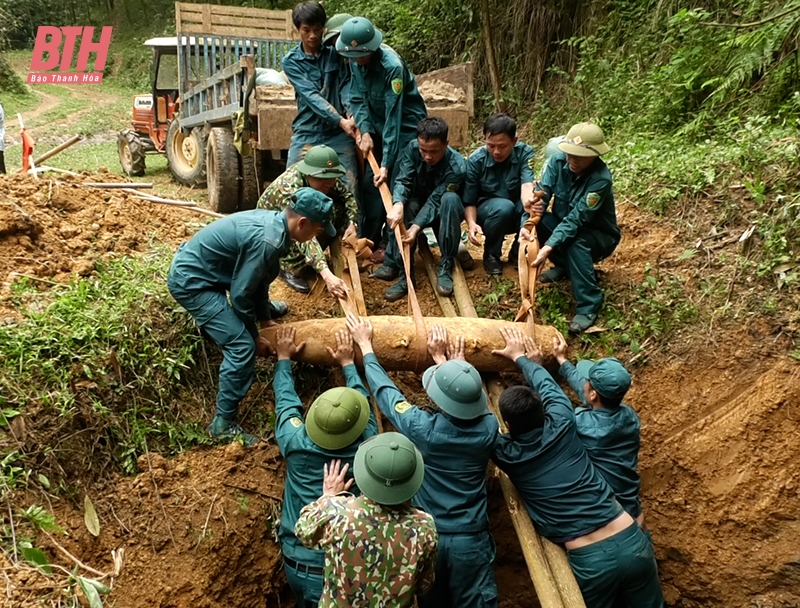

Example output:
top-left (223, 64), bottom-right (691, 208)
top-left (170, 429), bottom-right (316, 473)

top-left (84, 182), bottom-right (154, 189)
top-left (32, 135), bottom-right (82, 165)
top-left (418, 239), bottom-right (457, 317)
top-left (342, 246), bottom-right (368, 317)
top-left (449, 251), bottom-right (586, 608)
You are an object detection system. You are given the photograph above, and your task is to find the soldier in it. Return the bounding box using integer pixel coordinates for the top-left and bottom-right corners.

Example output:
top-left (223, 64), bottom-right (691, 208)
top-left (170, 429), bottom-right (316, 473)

top-left (295, 434), bottom-right (438, 608)
top-left (464, 113), bottom-right (536, 275)
top-left (346, 313), bottom-right (500, 607)
top-left (372, 117), bottom-right (468, 301)
top-left (491, 328), bottom-right (664, 608)
top-left (552, 333), bottom-right (645, 526)
top-left (257, 145), bottom-right (354, 297)
top-left (527, 122), bottom-right (620, 335)
top-left (335, 17), bottom-right (428, 262)
top-left (282, 2), bottom-right (358, 191)
top-left (167, 187), bottom-right (336, 445)
top-left (272, 326), bottom-right (378, 607)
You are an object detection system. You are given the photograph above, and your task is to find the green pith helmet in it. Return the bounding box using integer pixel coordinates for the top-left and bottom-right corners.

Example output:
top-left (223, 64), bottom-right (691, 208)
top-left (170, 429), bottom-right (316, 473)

top-left (323, 13), bottom-right (354, 45)
top-left (557, 122), bottom-right (611, 157)
top-left (576, 358), bottom-right (632, 401)
top-left (421, 359), bottom-right (488, 420)
top-left (354, 432), bottom-right (425, 505)
top-left (295, 145), bottom-right (346, 179)
top-left (335, 17), bottom-right (383, 57)
top-left (305, 387), bottom-right (371, 450)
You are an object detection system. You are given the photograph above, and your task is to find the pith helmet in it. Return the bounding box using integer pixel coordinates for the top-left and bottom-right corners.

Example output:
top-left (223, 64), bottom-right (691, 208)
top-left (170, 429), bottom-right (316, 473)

top-left (295, 145), bottom-right (346, 179)
top-left (421, 359), bottom-right (488, 420)
top-left (354, 432), bottom-right (425, 505)
top-left (557, 122), bottom-right (611, 157)
top-left (323, 13), bottom-right (354, 45)
top-left (305, 387), bottom-right (371, 450)
top-left (576, 358), bottom-right (632, 401)
top-left (335, 17), bottom-right (383, 57)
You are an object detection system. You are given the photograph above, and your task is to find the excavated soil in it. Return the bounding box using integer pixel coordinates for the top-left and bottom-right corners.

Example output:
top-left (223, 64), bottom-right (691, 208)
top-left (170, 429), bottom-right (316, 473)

top-left (3, 173), bottom-right (800, 607)
top-left (0, 171), bottom-right (200, 317)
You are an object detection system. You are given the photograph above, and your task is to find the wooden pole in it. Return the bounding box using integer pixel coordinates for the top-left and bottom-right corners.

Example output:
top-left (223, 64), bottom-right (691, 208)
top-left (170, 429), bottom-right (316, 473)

top-left (32, 135), bottom-right (82, 165)
top-left (479, 0), bottom-right (506, 112)
top-left (84, 182), bottom-right (154, 189)
top-left (260, 316), bottom-right (559, 372)
top-left (418, 239), bottom-right (458, 317)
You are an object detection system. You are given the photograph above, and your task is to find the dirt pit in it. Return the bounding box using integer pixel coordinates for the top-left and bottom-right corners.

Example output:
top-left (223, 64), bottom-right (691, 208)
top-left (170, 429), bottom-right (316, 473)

top-left (3, 172), bottom-right (800, 607)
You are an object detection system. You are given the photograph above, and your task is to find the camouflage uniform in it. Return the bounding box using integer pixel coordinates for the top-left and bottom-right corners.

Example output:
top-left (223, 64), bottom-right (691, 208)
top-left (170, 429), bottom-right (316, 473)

top-left (256, 164), bottom-right (358, 275)
top-left (296, 493), bottom-right (438, 608)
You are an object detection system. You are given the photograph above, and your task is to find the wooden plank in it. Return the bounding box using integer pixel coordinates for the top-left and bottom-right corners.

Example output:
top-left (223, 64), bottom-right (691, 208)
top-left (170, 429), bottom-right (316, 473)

top-left (428, 107), bottom-right (469, 148)
top-left (179, 23), bottom-right (295, 40)
top-left (418, 239), bottom-right (458, 317)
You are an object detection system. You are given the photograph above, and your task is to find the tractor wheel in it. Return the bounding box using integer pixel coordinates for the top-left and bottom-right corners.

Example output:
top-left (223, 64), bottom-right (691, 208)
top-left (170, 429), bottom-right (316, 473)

top-left (118, 130), bottom-right (146, 177)
top-left (206, 127), bottom-right (240, 214)
top-left (166, 119), bottom-right (207, 187)
top-left (238, 150), bottom-right (263, 211)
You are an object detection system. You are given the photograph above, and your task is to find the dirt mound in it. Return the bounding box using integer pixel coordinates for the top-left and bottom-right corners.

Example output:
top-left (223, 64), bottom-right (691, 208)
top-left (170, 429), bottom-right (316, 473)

top-left (418, 79), bottom-right (466, 104)
top-left (7, 443), bottom-right (288, 608)
top-left (0, 172), bottom-right (198, 307)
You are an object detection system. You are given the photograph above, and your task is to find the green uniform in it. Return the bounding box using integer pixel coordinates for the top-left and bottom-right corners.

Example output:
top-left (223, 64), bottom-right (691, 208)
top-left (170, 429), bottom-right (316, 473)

top-left (492, 356), bottom-right (663, 608)
top-left (167, 210), bottom-right (288, 420)
top-left (363, 352), bottom-right (500, 607)
top-left (257, 164), bottom-right (357, 275)
top-left (282, 44), bottom-right (357, 190)
top-left (274, 359), bottom-right (378, 607)
top-left (560, 361), bottom-right (643, 519)
top-left (536, 151), bottom-right (620, 315)
top-left (463, 142), bottom-right (535, 258)
top-left (385, 141), bottom-right (467, 272)
top-left (349, 46), bottom-right (428, 246)
top-left (296, 493), bottom-right (438, 608)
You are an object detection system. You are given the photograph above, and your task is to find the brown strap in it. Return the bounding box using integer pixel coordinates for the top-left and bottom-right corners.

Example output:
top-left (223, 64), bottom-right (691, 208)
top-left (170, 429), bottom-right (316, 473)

top-left (517, 216), bottom-right (542, 339)
top-left (363, 144), bottom-right (428, 373)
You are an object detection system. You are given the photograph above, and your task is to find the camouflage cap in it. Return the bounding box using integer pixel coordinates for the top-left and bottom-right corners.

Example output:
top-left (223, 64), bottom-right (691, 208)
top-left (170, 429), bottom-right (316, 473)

top-left (323, 13), bottom-right (354, 45)
top-left (576, 358), bottom-right (631, 401)
top-left (558, 122), bottom-right (611, 157)
top-left (421, 359), bottom-right (488, 420)
top-left (354, 432), bottom-right (425, 505)
top-left (306, 387), bottom-right (371, 450)
top-left (295, 145), bottom-right (346, 179)
top-left (335, 17), bottom-right (383, 57)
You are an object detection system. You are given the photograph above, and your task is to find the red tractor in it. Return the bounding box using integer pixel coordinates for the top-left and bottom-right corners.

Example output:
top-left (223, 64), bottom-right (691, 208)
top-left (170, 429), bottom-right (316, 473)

top-left (117, 37), bottom-right (207, 187)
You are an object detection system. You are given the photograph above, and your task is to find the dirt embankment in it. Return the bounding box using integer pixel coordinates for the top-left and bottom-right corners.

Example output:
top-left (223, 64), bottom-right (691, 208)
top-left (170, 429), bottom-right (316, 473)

top-left (2, 172), bottom-right (799, 607)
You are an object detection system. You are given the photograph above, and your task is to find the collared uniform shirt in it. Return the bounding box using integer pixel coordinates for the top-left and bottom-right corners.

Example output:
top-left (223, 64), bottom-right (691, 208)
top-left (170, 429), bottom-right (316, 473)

top-left (168, 210), bottom-right (289, 338)
top-left (463, 142), bottom-right (535, 206)
top-left (349, 46), bottom-right (428, 170)
top-left (282, 44), bottom-right (350, 139)
top-left (559, 361), bottom-right (643, 518)
top-left (274, 358), bottom-right (378, 566)
top-left (256, 164), bottom-right (357, 272)
top-left (296, 493), bottom-right (438, 608)
top-left (492, 357), bottom-right (623, 542)
top-left (362, 353), bottom-right (498, 534)
top-left (539, 151), bottom-right (620, 249)
top-left (392, 141), bottom-right (467, 229)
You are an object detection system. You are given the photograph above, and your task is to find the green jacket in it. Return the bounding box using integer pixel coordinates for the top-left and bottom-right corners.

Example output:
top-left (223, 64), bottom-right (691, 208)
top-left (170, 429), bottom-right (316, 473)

top-left (349, 46), bottom-right (428, 169)
top-left (560, 361), bottom-right (642, 518)
top-left (274, 358), bottom-right (378, 566)
top-left (463, 142), bottom-right (535, 206)
top-left (363, 353), bottom-right (499, 534)
top-left (492, 357), bottom-right (623, 542)
top-left (168, 210), bottom-right (289, 338)
top-left (282, 43), bottom-right (350, 139)
top-left (539, 152), bottom-right (620, 249)
top-left (257, 164), bottom-right (357, 272)
top-left (392, 141), bottom-right (467, 229)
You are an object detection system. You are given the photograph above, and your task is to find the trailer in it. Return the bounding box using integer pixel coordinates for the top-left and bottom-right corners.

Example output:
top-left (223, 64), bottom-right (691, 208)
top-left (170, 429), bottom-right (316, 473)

top-left (118, 2), bottom-right (474, 214)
